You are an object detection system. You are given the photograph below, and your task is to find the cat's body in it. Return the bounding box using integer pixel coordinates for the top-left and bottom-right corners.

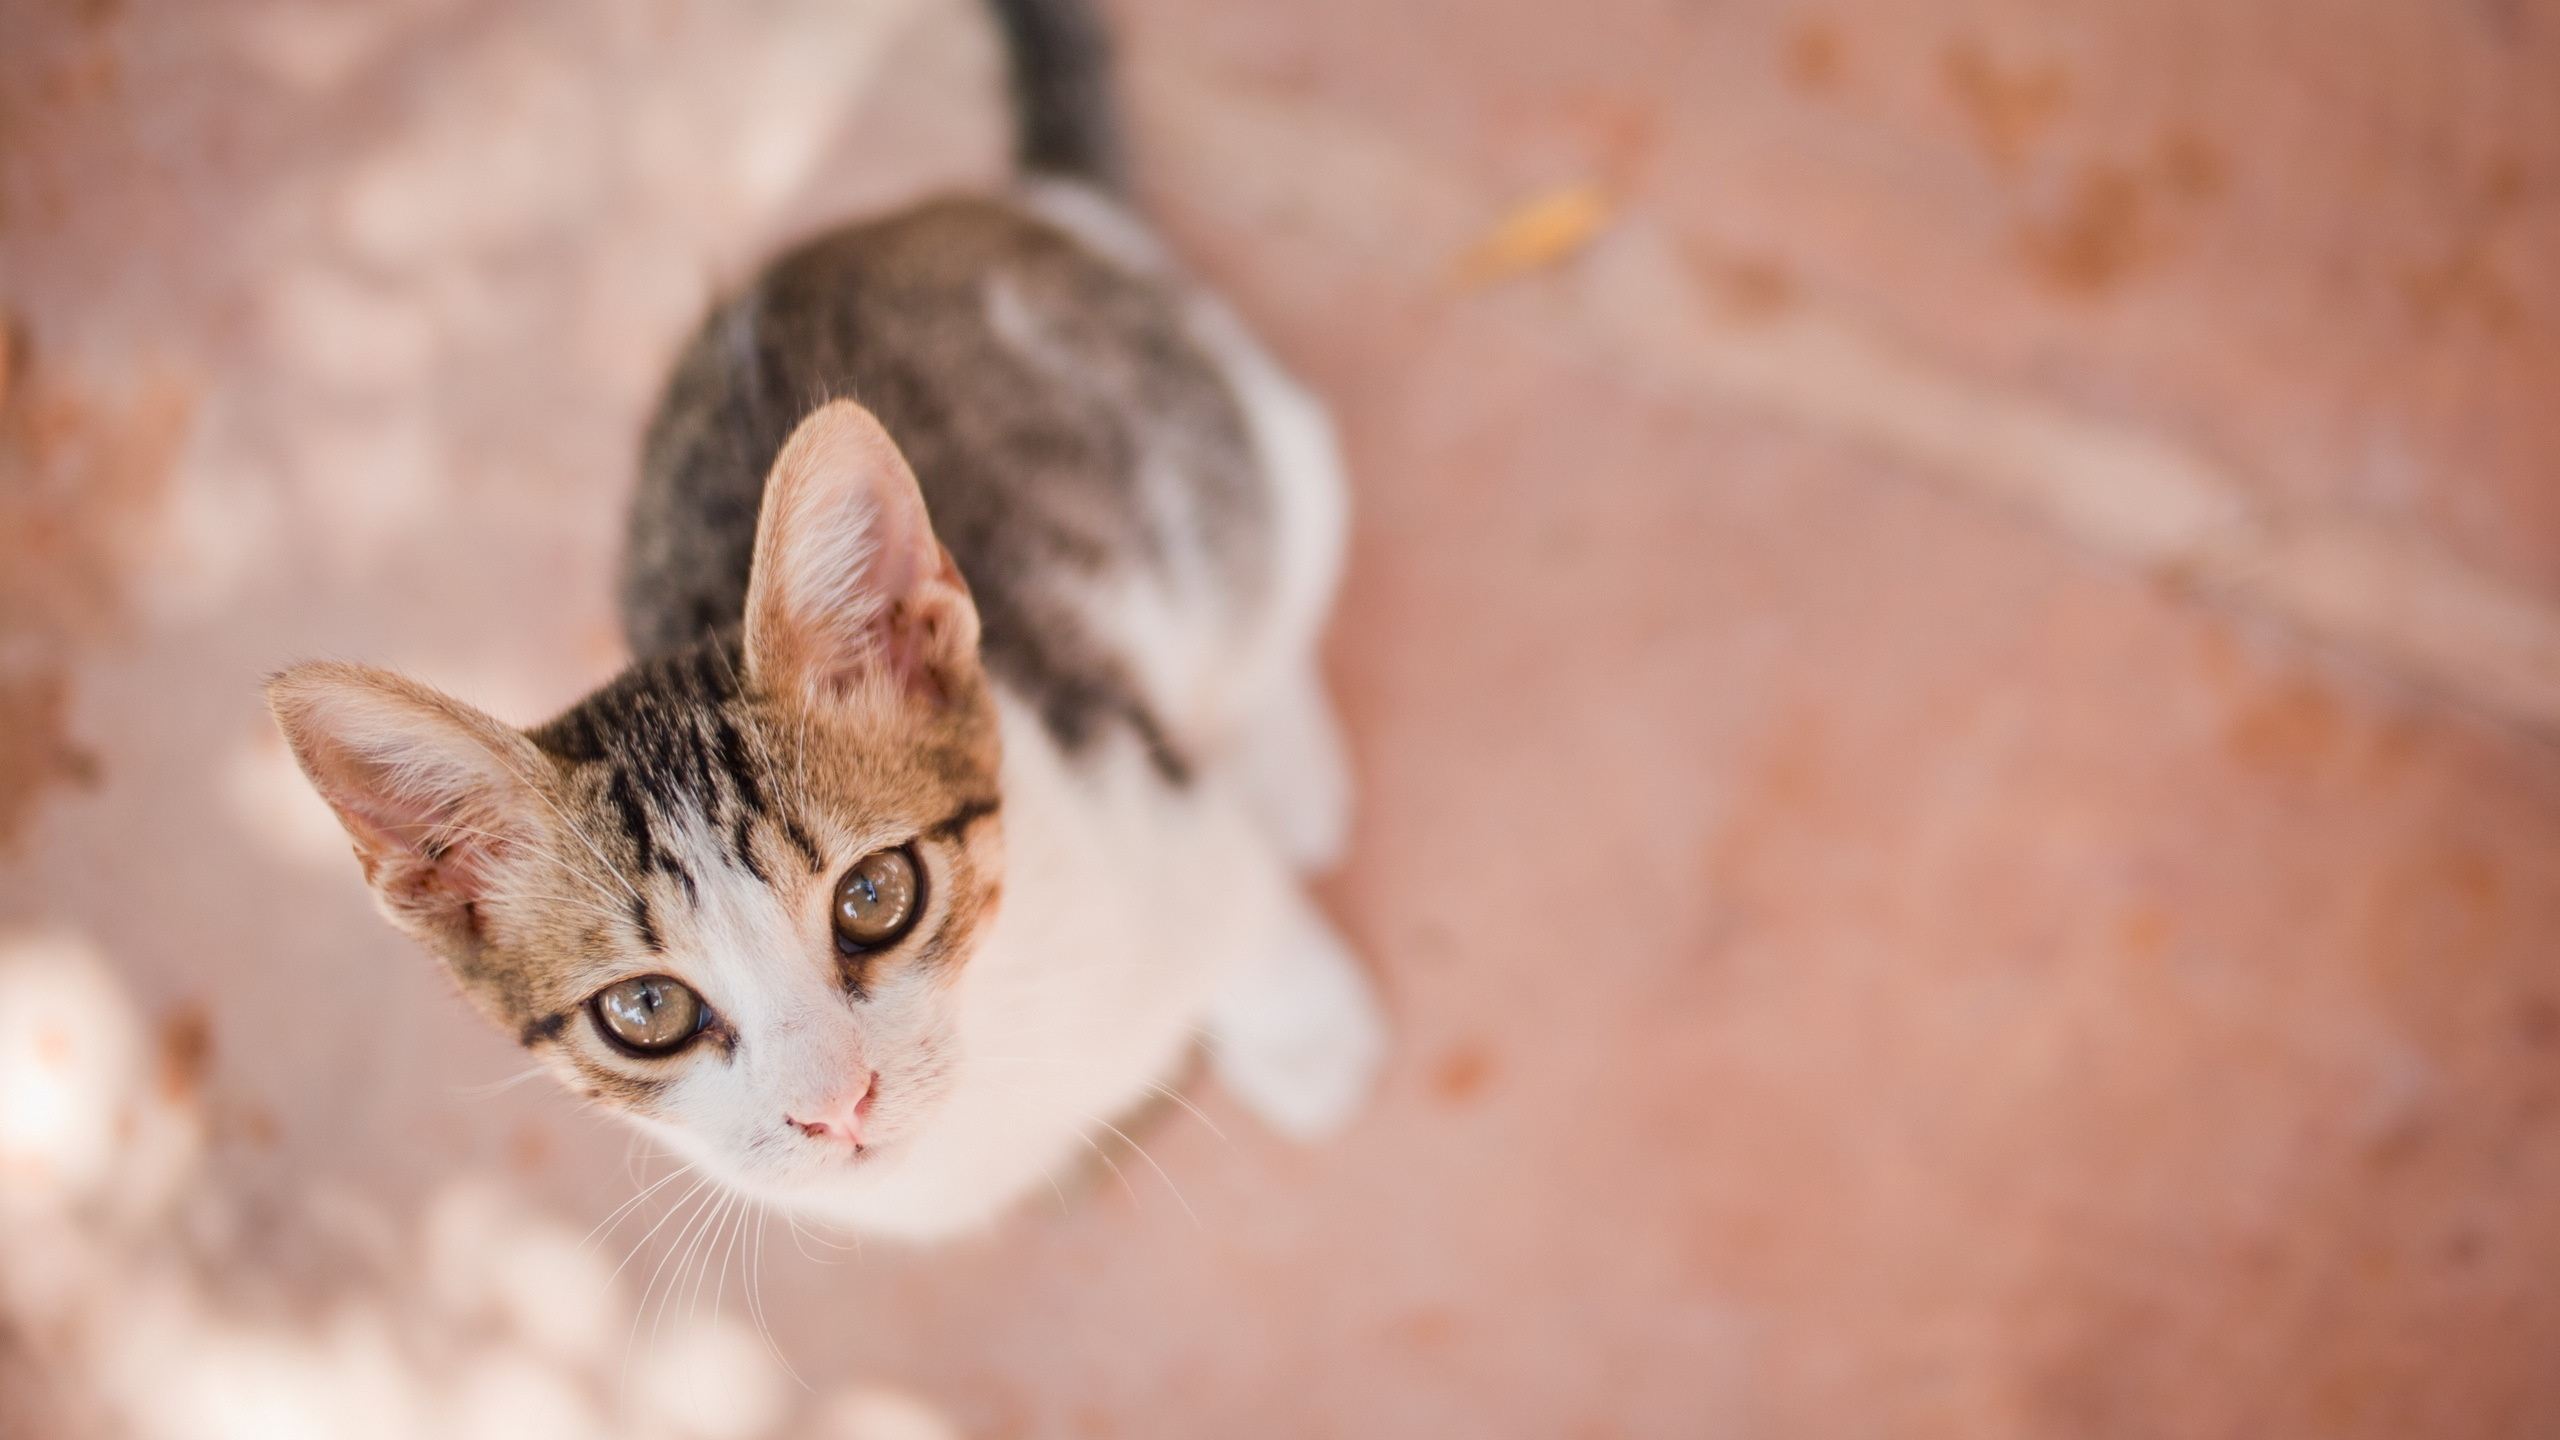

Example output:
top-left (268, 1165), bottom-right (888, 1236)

top-left (629, 184), bottom-right (1350, 860)
top-left (270, 0), bottom-right (1381, 1240)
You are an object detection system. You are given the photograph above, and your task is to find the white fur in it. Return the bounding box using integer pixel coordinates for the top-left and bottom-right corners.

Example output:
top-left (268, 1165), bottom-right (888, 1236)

top-left (1201, 882), bottom-right (1387, 1141)
top-left (1182, 298), bottom-right (1357, 870)
top-left (785, 696), bottom-right (1287, 1235)
top-left (1007, 181), bottom-right (1380, 1147)
top-left (1012, 179), bottom-right (1355, 862)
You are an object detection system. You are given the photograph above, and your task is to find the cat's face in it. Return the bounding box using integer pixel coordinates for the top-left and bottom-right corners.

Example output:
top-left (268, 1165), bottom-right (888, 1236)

top-left (270, 402), bottom-right (1005, 1201)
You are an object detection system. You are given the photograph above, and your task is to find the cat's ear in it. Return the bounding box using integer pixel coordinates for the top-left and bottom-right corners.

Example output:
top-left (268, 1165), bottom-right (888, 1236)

top-left (265, 663), bottom-right (554, 950)
top-left (742, 400), bottom-right (982, 710)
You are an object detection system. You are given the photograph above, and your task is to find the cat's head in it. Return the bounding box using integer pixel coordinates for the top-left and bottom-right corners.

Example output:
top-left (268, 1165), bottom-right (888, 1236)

top-left (268, 401), bottom-right (1005, 1203)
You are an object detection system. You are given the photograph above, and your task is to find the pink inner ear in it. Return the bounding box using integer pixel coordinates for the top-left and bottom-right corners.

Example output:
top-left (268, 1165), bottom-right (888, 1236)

top-left (745, 400), bottom-right (975, 705)
top-left (267, 664), bottom-right (546, 929)
top-left (320, 748), bottom-right (512, 895)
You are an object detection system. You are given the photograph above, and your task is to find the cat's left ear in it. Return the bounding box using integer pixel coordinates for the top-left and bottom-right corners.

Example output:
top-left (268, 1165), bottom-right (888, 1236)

top-left (265, 663), bottom-right (555, 953)
top-left (743, 400), bottom-right (982, 710)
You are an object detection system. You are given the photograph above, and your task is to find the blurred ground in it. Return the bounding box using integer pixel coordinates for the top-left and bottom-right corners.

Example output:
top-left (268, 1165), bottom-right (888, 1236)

top-left (3, 0), bottom-right (2560, 1436)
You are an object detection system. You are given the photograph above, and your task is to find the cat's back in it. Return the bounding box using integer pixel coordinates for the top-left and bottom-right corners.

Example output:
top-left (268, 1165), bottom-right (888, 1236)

top-left (625, 188), bottom-right (1322, 773)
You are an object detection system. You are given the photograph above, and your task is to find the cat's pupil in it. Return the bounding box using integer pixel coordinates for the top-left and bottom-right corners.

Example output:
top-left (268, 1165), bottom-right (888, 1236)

top-left (834, 847), bottom-right (921, 950)
top-left (594, 975), bottom-right (704, 1054)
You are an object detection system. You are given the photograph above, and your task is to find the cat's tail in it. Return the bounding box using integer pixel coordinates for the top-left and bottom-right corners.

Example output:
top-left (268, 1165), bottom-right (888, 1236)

top-left (982, 0), bottom-right (1126, 192)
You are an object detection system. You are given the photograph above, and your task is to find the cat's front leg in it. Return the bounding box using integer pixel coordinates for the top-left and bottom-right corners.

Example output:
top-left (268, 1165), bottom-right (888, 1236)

top-left (1203, 882), bottom-right (1388, 1141)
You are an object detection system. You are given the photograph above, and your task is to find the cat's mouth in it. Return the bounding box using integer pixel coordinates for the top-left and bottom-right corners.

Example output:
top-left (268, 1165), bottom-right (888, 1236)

top-left (772, 1132), bottom-right (898, 1189)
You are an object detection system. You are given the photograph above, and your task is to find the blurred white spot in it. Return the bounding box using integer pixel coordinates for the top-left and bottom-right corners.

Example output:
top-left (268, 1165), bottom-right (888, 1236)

top-left (264, 269), bottom-right (440, 396)
top-left (307, 1310), bottom-right (430, 1440)
top-left (447, 1350), bottom-right (604, 1440)
top-left (288, 408), bottom-right (446, 571)
top-left (726, 10), bottom-right (893, 212)
top-left (424, 1181), bottom-right (540, 1321)
top-left (140, 431), bottom-right (284, 623)
top-left (623, 0), bottom-right (925, 230)
top-left (491, 1223), bottom-right (622, 1365)
top-left (423, 1178), bottom-right (621, 1366)
top-left (226, 725), bottom-right (359, 872)
top-left (818, 1386), bottom-right (964, 1440)
top-left (155, 1330), bottom-right (350, 1440)
top-left (335, 42), bottom-right (604, 267)
top-left (0, 929), bottom-right (142, 1208)
top-left (640, 1315), bottom-right (790, 1440)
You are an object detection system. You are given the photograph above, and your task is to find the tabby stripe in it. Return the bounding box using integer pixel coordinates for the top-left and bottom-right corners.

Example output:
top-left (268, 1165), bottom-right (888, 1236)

top-left (607, 765), bottom-right (656, 874)
top-left (926, 795), bottom-right (1003, 842)
top-left (1125, 702), bottom-right (1192, 786)
top-left (630, 894), bottom-right (664, 952)
top-left (783, 813), bottom-right (824, 874)
top-left (730, 813), bottom-right (767, 883)
top-left (683, 716), bottom-right (718, 820)
top-left (714, 714), bottom-right (767, 817)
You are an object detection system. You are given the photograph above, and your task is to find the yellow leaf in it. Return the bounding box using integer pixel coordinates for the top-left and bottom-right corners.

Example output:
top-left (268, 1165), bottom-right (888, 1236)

top-left (1451, 182), bottom-right (1615, 287)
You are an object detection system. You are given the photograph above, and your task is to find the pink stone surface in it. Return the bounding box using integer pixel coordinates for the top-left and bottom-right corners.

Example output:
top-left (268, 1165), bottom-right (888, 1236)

top-left (3, 0), bottom-right (2558, 1436)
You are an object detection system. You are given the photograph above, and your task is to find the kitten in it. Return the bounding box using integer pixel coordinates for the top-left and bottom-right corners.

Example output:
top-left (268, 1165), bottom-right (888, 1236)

top-left (267, 0), bottom-right (1383, 1240)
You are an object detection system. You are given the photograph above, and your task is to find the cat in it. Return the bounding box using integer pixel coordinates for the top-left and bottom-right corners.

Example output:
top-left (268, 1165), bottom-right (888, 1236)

top-left (266, 0), bottom-right (1384, 1241)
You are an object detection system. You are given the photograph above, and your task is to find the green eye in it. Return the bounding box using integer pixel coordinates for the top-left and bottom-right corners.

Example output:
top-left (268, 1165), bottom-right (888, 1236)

top-left (591, 975), bottom-right (706, 1056)
top-left (833, 847), bottom-right (921, 951)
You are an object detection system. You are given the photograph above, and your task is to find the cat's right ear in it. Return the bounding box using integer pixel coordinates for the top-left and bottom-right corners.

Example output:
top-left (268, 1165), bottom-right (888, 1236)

top-left (265, 663), bottom-right (554, 951)
top-left (743, 400), bottom-right (983, 711)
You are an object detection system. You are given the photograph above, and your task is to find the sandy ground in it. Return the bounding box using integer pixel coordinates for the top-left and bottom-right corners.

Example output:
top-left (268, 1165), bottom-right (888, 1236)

top-left (4, 0), bottom-right (2560, 1435)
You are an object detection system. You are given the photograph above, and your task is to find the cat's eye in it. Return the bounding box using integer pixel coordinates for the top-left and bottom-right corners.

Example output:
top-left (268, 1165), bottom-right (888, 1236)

top-left (591, 975), bottom-right (706, 1056)
top-left (833, 846), bottom-right (921, 951)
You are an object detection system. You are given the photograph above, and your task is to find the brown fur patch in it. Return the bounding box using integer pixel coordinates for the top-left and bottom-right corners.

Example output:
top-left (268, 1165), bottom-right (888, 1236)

top-left (0, 318), bottom-right (191, 848)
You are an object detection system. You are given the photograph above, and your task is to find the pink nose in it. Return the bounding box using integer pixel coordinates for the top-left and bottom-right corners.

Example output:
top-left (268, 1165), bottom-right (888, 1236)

top-left (786, 1073), bottom-right (876, 1149)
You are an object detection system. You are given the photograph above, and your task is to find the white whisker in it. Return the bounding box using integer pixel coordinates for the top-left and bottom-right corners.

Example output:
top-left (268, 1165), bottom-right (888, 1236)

top-left (448, 1065), bottom-right (550, 1100)
top-left (583, 1163), bottom-right (694, 1254)
top-left (655, 1186), bottom-right (731, 1349)
top-left (1140, 1079), bottom-right (1231, 1146)
top-left (742, 1202), bottom-right (814, 1391)
top-left (622, 1179), bottom-right (715, 1370)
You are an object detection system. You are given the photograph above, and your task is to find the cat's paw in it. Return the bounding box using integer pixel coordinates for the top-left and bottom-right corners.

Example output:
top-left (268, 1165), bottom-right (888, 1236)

top-left (1205, 895), bottom-right (1386, 1140)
